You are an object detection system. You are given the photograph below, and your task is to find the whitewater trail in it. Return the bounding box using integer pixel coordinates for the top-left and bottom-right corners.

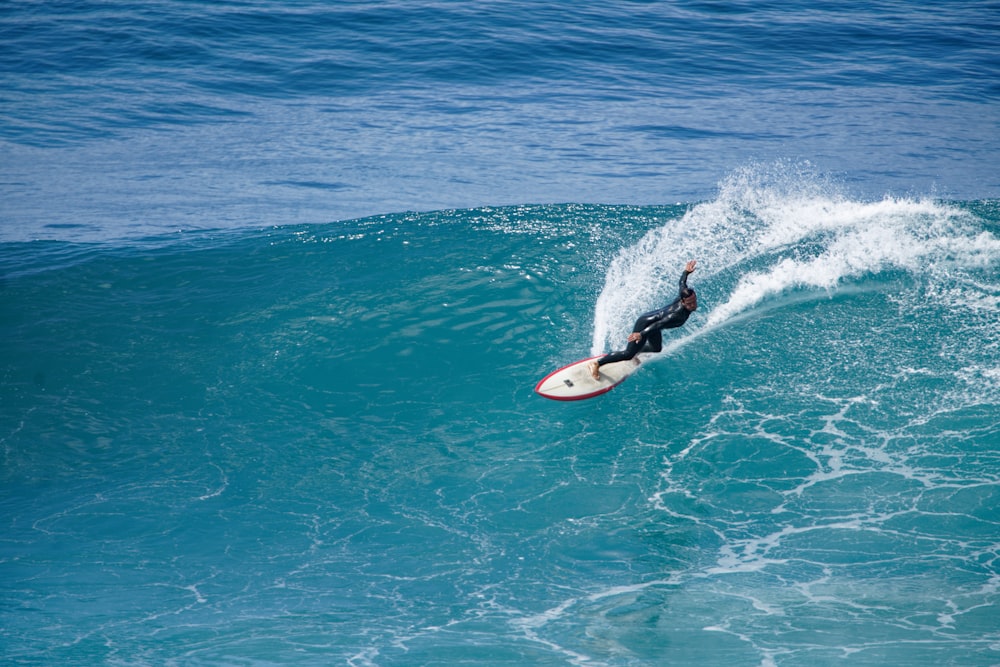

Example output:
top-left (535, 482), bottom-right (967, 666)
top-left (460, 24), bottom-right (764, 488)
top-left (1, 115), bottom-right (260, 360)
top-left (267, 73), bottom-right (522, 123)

top-left (592, 166), bottom-right (1000, 357)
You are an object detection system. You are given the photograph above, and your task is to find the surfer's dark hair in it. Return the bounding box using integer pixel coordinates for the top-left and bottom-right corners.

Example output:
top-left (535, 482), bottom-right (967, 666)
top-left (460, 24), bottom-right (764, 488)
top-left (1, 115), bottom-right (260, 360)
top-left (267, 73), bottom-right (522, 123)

top-left (681, 288), bottom-right (697, 310)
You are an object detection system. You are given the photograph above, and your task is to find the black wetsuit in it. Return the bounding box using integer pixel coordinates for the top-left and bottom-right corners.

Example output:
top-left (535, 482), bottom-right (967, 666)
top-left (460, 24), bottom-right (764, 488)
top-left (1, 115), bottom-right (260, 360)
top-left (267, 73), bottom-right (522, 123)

top-left (596, 269), bottom-right (694, 367)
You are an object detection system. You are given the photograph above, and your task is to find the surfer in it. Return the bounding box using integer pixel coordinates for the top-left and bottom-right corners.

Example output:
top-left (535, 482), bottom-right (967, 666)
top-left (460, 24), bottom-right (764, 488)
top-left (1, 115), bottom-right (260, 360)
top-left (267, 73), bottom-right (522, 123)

top-left (589, 260), bottom-right (698, 380)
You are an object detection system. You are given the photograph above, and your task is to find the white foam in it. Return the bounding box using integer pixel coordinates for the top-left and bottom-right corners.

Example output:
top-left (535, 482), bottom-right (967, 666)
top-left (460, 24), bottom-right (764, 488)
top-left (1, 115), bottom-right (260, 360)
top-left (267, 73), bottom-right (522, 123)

top-left (591, 163), bottom-right (998, 354)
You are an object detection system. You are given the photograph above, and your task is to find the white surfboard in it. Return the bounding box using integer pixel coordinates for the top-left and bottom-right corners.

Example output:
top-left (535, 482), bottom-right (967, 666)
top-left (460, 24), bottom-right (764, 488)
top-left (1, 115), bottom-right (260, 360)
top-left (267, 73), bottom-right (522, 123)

top-left (534, 355), bottom-right (642, 401)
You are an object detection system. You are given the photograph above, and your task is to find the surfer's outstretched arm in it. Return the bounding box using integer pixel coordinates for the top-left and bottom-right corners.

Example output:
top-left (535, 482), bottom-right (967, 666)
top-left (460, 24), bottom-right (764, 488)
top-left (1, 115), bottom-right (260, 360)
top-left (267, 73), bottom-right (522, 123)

top-left (679, 260), bottom-right (696, 296)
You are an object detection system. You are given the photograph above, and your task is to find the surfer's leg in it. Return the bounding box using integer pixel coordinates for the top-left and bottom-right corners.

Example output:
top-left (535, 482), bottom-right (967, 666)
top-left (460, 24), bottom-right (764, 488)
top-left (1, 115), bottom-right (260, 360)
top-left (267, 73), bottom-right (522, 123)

top-left (592, 338), bottom-right (643, 378)
top-left (598, 349), bottom-right (633, 366)
top-left (640, 330), bottom-right (663, 353)
top-left (591, 313), bottom-right (662, 378)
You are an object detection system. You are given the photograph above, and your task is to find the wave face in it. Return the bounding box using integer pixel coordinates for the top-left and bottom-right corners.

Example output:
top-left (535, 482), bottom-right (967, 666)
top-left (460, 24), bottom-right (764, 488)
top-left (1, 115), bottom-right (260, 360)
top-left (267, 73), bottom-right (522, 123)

top-left (2, 173), bottom-right (1000, 664)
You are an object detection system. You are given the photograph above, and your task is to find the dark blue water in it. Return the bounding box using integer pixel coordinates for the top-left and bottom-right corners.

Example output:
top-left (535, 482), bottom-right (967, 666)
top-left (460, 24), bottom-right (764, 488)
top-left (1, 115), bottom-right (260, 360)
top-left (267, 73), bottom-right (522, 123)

top-left (2, 1), bottom-right (998, 241)
top-left (2, 2), bottom-right (1000, 665)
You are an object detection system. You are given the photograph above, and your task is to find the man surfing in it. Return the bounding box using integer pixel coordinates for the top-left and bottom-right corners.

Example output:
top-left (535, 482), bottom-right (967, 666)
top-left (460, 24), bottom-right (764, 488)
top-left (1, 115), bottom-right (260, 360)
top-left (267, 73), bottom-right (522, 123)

top-left (589, 260), bottom-right (698, 380)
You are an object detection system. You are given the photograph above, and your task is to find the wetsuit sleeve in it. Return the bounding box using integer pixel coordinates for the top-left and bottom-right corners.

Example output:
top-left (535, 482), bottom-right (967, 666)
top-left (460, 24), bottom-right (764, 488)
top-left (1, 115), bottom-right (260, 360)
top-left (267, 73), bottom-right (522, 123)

top-left (639, 307), bottom-right (678, 336)
top-left (639, 319), bottom-right (665, 336)
top-left (678, 269), bottom-right (691, 297)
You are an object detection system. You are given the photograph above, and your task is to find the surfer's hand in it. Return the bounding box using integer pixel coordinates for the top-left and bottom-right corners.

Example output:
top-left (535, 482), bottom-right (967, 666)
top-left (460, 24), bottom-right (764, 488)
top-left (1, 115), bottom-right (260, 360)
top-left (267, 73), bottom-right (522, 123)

top-left (627, 332), bottom-right (643, 344)
top-left (685, 260), bottom-right (697, 273)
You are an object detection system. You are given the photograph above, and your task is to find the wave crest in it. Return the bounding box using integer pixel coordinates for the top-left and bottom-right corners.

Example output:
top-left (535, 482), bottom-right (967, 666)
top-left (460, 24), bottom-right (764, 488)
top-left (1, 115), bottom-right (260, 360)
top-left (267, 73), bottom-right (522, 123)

top-left (591, 163), bottom-right (999, 355)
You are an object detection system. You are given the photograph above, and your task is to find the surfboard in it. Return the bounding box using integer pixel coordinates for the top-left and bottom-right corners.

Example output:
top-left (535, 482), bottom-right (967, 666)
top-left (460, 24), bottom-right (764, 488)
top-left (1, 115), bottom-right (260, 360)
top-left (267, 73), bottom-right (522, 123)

top-left (534, 355), bottom-right (642, 401)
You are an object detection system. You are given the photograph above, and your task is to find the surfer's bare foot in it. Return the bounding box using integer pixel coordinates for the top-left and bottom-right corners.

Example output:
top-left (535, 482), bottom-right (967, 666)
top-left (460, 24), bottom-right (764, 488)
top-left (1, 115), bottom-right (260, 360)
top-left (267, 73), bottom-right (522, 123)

top-left (588, 361), bottom-right (600, 380)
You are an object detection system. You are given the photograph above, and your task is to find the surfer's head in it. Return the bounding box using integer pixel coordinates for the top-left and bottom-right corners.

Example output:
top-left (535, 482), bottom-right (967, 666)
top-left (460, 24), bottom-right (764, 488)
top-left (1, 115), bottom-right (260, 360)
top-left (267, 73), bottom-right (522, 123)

top-left (681, 288), bottom-right (697, 311)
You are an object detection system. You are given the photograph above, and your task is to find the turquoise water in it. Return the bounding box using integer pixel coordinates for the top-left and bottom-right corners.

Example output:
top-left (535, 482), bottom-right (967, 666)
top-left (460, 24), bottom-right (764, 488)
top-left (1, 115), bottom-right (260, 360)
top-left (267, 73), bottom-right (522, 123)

top-left (3, 1), bottom-right (1000, 664)
top-left (3, 175), bottom-right (999, 664)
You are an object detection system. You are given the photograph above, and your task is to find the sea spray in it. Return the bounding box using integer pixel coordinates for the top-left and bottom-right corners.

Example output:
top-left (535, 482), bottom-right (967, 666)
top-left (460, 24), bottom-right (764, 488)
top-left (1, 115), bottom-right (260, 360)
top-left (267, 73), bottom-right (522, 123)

top-left (591, 165), bottom-right (1000, 356)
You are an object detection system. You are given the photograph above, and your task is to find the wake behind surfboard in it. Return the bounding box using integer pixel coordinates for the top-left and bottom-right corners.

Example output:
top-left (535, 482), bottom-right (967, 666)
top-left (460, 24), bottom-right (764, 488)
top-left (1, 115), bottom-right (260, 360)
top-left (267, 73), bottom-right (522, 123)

top-left (534, 355), bottom-right (642, 401)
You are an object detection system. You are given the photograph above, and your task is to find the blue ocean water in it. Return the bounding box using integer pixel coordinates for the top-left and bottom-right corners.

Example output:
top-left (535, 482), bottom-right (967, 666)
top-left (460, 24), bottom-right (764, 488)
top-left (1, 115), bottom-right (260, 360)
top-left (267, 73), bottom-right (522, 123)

top-left (2, 0), bottom-right (999, 241)
top-left (2, 1), bottom-right (1000, 665)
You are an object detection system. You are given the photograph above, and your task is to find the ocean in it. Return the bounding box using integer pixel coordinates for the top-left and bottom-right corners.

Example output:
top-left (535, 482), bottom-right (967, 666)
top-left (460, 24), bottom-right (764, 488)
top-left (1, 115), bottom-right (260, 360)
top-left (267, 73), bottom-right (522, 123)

top-left (2, 1), bottom-right (999, 665)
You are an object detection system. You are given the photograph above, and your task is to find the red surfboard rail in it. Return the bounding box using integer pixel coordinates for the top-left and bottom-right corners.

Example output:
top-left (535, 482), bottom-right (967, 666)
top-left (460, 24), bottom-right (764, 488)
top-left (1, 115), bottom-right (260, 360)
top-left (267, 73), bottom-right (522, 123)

top-left (534, 355), bottom-right (640, 401)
